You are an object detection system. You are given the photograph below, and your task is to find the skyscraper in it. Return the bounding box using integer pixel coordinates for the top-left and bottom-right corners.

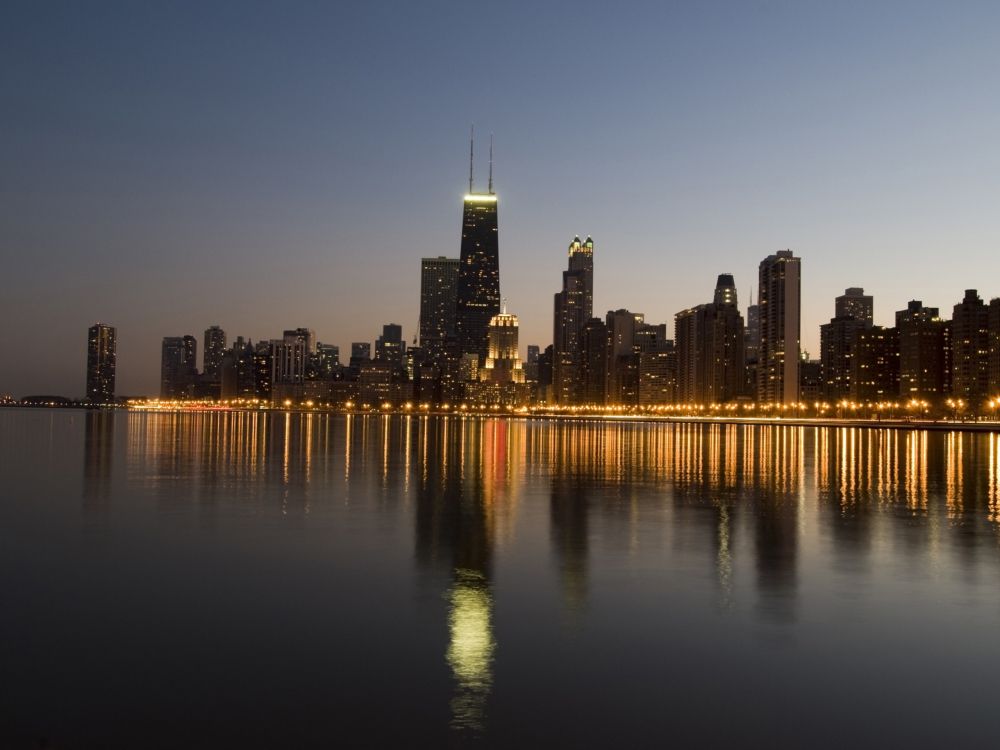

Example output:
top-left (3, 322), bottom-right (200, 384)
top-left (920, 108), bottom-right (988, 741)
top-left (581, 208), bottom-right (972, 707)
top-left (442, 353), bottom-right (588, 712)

top-left (553, 236), bottom-right (595, 404)
top-left (758, 250), bottom-right (801, 403)
top-left (835, 287), bottom-right (874, 324)
top-left (161, 336), bottom-right (197, 398)
top-left (86, 323), bottom-right (117, 404)
top-left (455, 137), bottom-right (500, 363)
top-left (674, 275), bottom-right (745, 404)
top-left (203, 325), bottom-right (227, 381)
top-left (820, 287), bottom-right (872, 401)
top-left (375, 323), bottom-right (405, 369)
top-left (951, 289), bottom-right (990, 403)
top-left (896, 301), bottom-right (948, 400)
top-left (851, 326), bottom-right (899, 402)
top-left (479, 305), bottom-right (525, 384)
top-left (420, 256), bottom-right (459, 363)
top-left (990, 298), bottom-right (1000, 394)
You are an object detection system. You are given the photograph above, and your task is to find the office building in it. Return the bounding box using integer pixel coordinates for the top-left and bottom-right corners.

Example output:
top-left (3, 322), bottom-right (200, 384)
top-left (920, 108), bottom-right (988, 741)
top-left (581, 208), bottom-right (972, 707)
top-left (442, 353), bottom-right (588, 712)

top-left (896, 301), bottom-right (949, 401)
top-left (479, 305), bottom-right (525, 384)
top-left (758, 250), bottom-right (801, 403)
top-left (851, 326), bottom-right (900, 402)
top-left (820, 287), bottom-right (873, 401)
top-left (86, 323), bottom-right (117, 404)
top-left (419, 256), bottom-right (459, 363)
top-left (375, 324), bottom-right (405, 369)
top-left (835, 287), bottom-right (874, 324)
top-left (161, 336), bottom-right (197, 398)
top-left (950, 289), bottom-right (990, 402)
top-left (674, 275), bottom-right (745, 404)
top-left (454, 137), bottom-right (501, 363)
top-left (203, 325), bottom-right (227, 381)
top-left (552, 236), bottom-right (594, 404)
top-left (989, 298), bottom-right (1000, 394)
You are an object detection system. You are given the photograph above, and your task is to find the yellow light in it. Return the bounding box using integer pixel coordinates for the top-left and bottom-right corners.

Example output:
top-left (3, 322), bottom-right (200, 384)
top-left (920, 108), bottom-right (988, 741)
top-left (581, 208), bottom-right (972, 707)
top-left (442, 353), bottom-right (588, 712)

top-left (463, 194), bottom-right (498, 203)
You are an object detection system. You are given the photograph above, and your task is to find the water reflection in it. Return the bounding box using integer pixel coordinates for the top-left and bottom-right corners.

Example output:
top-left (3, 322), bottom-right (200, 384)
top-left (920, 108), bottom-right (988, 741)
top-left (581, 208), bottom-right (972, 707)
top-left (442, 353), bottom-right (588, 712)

top-left (91, 412), bottom-right (1000, 734)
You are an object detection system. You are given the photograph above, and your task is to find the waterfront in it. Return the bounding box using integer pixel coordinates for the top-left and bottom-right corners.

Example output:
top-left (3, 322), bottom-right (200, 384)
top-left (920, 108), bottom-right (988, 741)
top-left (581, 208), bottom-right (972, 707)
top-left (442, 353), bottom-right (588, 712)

top-left (3, 409), bottom-right (1000, 747)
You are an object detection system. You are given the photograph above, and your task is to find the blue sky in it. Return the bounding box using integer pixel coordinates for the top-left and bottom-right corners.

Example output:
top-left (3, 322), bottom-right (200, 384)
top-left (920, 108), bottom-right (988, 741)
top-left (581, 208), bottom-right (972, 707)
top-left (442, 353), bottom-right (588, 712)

top-left (2, 1), bottom-right (999, 396)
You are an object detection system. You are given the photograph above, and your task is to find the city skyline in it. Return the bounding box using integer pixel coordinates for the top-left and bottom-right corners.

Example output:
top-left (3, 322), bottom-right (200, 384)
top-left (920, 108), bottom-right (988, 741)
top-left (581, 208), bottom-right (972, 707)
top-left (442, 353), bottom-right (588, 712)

top-left (4, 2), bottom-right (1000, 397)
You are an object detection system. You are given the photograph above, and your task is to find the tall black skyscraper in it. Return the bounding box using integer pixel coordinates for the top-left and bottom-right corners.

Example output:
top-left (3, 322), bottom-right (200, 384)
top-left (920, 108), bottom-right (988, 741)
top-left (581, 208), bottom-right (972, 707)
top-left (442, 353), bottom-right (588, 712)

top-left (86, 323), bottom-right (117, 404)
top-left (455, 134), bottom-right (500, 363)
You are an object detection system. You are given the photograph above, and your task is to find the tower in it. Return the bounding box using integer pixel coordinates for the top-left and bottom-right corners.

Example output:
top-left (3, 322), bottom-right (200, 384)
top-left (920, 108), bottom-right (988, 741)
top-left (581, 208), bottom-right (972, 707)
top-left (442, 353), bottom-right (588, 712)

top-left (86, 323), bottom-right (117, 404)
top-left (552, 236), bottom-right (595, 404)
top-left (757, 250), bottom-right (801, 404)
top-left (419, 256), bottom-right (460, 363)
top-left (203, 325), bottom-right (227, 381)
top-left (454, 133), bottom-right (501, 363)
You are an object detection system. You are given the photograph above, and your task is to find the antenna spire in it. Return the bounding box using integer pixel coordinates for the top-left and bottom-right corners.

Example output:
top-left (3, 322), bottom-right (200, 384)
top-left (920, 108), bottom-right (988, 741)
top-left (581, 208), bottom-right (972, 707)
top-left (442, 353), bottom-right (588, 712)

top-left (488, 134), bottom-right (494, 194)
top-left (468, 125), bottom-right (474, 193)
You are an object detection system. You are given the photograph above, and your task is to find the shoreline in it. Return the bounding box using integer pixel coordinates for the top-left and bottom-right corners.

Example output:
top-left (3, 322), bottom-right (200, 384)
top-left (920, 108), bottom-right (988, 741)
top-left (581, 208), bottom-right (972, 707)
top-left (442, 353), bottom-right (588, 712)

top-left (5, 404), bottom-right (1000, 433)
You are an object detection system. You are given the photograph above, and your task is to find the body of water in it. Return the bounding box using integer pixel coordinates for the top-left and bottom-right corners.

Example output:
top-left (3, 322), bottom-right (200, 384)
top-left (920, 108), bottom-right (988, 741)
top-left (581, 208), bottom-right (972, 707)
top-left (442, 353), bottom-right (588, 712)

top-left (2, 409), bottom-right (1000, 747)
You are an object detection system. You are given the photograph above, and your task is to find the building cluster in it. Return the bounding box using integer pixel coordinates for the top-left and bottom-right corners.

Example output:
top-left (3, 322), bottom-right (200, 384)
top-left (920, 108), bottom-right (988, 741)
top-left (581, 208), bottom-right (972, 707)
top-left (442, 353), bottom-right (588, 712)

top-left (79, 141), bottom-right (1000, 415)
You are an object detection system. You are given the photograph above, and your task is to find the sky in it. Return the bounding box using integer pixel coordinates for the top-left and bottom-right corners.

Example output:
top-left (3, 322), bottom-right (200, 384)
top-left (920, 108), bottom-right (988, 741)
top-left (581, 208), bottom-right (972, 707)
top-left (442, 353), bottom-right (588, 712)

top-left (2, 0), bottom-right (999, 397)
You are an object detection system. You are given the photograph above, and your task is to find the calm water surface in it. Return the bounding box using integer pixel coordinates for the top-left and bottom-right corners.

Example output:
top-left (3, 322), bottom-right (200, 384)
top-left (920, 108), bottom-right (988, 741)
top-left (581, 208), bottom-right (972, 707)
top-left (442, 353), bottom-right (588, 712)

top-left (2, 409), bottom-right (1000, 748)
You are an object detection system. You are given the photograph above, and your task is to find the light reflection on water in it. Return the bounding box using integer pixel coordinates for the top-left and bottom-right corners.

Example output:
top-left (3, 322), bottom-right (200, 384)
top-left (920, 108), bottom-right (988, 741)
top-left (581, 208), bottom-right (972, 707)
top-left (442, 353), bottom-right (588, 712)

top-left (3, 409), bottom-right (1000, 747)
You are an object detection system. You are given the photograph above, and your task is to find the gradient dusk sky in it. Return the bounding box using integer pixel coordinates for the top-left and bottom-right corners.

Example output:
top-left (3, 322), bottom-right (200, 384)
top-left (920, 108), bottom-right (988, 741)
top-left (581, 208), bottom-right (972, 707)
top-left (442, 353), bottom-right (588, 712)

top-left (2, 1), bottom-right (999, 397)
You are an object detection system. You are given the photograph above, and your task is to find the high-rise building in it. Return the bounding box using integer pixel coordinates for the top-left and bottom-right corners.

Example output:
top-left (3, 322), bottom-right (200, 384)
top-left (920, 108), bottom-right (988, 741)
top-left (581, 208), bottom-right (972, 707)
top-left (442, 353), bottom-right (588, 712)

top-left (479, 305), bottom-right (524, 384)
top-left (820, 287), bottom-right (873, 401)
top-left (161, 336), bottom-right (197, 398)
top-left (605, 309), bottom-right (643, 405)
top-left (524, 345), bottom-right (541, 383)
top-left (673, 275), bottom-right (745, 404)
top-left (316, 343), bottom-right (340, 378)
top-left (86, 323), bottom-right (117, 404)
top-left (835, 288), bottom-right (873, 324)
top-left (896, 301), bottom-right (949, 401)
top-left (745, 292), bottom-right (760, 398)
top-left (203, 325), bottom-right (227, 381)
top-left (639, 342), bottom-right (677, 406)
top-left (420, 256), bottom-right (459, 363)
top-left (758, 250), bottom-right (801, 403)
top-left (553, 236), bottom-right (594, 404)
top-left (271, 329), bottom-right (315, 387)
top-left (455, 139), bottom-right (501, 363)
top-left (989, 298), bottom-right (1000, 395)
top-left (375, 324), bottom-right (405, 369)
top-left (851, 326), bottom-right (900, 402)
top-left (951, 289), bottom-right (990, 402)
top-left (580, 318), bottom-right (609, 405)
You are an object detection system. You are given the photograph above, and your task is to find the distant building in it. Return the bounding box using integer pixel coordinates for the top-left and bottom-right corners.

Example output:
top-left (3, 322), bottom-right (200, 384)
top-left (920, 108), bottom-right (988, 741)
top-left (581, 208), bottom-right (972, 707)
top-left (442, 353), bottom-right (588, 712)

top-left (950, 289), bottom-right (990, 403)
top-left (479, 305), bottom-right (524, 384)
top-left (758, 250), bottom-right (801, 403)
top-left (745, 293), bottom-right (760, 398)
top-left (161, 336), bottom-right (197, 398)
top-left (86, 323), bottom-right (117, 404)
top-left (605, 309), bottom-right (644, 406)
top-left (639, 343), bottom-right (677, 406)
top-left (375, 324), bottom-right (405, 369)
top-left (896, 301), bottom-right (949, 401)
top-left (674, 275), bottom-right (745, 404)
top-left (820, 287), bottom-right (873, 401)
top-left (203, 325), bottom-right (227, 381)
top-left (553, 236), bottom-right (595, 405)
top-left (419, 256), bottom-right (459, 364)
top-left (455, 176), bottom-right (501, 363)
top-left (524, 344), bottom-right (541, 383)
top-left (316, 343), bottom-right (340, 378)
top-left (349, 342), bottom-right (371, 377)
top-left (271, 329), bottom-right (314, 387)
top-left (851, 326), bottom-right (900, 402)
top-left (989, 298), bottom-right (1000, 395)
top-left (580, 318), bottom-right (609, 405)
top-left (835, 287), bottom-right (873, 325)
top-left (799, 359), bottom-right (823, 402)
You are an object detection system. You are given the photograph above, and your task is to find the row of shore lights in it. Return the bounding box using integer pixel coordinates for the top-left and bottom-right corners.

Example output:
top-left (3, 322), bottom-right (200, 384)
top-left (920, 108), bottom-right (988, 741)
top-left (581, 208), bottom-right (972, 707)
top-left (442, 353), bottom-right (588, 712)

top-left (132, 397), bottom-right (1000, 416)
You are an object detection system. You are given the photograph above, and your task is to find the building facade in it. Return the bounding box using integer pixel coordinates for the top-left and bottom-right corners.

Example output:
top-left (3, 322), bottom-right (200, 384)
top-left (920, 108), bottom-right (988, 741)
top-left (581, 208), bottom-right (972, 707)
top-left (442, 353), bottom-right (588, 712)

top-left (552, 236), bottom-right (594, 405)
top-left (757, 250), bottom-right (801, 403)
top-left (86, 323), bottom-right (117, 404)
